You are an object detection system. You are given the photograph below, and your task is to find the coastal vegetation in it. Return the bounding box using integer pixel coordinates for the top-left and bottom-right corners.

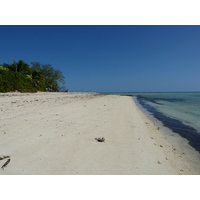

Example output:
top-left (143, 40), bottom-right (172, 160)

top-left (0, 59), bottom-right (65, 93)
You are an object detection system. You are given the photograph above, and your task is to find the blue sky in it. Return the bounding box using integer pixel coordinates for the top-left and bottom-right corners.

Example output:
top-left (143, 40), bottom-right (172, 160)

top-left (1, 25), bottom-right (200, 92)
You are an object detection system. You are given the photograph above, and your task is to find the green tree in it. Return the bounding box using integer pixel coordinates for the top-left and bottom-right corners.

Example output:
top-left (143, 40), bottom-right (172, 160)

top-left (7, 59), bottom-right (32, 74)
top-left (0, 59), bottom-right (65, 93)
top-left (31, 69), bottom-right (46, 91)
top-left (1, 59), bottom-right (36, 92)
top-left (31, 62), bottom-right (65, 92)
top-left (0, 69), bottom-right (15, 92)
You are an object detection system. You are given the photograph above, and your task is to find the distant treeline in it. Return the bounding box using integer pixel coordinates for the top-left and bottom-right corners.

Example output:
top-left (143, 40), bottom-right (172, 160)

top-left (0, 59), bottom-right (65, 93)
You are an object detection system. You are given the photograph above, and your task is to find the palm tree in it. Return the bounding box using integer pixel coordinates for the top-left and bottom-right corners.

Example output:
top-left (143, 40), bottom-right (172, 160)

top-left (31, 69), bottom-right (46, 91)
top-left (9, 59), bottom-right (32, 74)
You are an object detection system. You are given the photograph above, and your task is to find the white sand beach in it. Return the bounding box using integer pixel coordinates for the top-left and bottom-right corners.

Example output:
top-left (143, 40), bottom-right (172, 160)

top-left (0, 92), bottom-right (200, 175)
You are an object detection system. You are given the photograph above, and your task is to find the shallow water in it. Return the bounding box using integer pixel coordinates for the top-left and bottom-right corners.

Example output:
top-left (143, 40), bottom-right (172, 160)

top-left (107, 92), bottom-right (200, 152)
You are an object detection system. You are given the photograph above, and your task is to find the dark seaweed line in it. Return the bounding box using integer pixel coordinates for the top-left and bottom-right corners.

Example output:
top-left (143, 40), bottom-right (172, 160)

top-left (136, 95), bottom-right (200, 153)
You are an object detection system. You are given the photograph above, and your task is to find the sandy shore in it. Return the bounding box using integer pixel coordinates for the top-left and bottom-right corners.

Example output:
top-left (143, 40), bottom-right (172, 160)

top-left (0, 92), bottom-right (200, 175)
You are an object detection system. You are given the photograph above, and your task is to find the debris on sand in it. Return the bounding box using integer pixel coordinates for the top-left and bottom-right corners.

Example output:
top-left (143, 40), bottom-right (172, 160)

top-left (0, 156), bottom-right (11, 170)
top-left (95, 137), bottom-right (105, 143)
top-left (0, 155), bottom-right (10, 160)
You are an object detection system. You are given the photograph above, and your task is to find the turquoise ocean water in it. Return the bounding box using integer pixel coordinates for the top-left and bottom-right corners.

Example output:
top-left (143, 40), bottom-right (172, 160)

top-left (107, 92), bottom-right (200, 152)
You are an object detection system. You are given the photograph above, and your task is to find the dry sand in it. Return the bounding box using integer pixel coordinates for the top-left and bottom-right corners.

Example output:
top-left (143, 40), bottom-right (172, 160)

top-left (0, 92), bottom-right (200, 175)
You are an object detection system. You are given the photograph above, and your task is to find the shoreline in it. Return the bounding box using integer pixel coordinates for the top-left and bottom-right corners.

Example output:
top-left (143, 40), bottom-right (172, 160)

top-left (134, 94), bottom-right (200, 153)
top-left (0, 92), bottom-right (200, 174)
top-left (132, 96), bottom-right (200, 173)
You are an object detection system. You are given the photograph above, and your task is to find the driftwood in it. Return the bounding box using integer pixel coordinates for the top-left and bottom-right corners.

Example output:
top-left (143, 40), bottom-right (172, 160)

top-left (0, 156), bottom-right (10, 160)
top-left (1, 159), bottom-right (11, 170)
top-left (0, 156), bottom-right (11, 170)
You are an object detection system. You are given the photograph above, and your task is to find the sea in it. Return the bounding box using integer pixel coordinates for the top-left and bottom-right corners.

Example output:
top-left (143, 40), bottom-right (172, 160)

top-left (107, 92), bottom-right (200, 153)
